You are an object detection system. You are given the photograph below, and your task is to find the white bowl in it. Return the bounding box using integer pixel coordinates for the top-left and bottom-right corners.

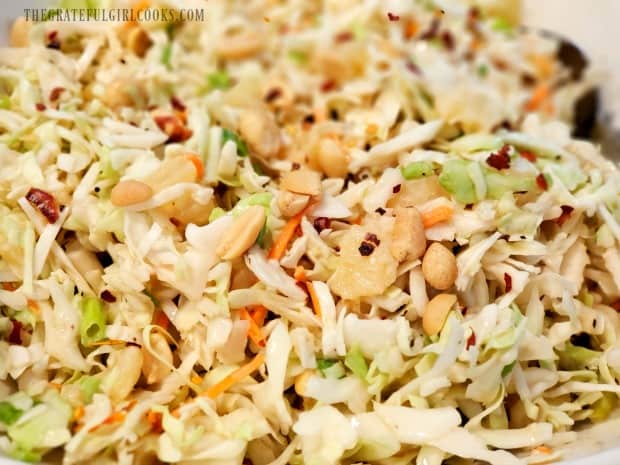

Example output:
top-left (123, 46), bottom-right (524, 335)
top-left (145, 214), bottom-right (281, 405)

top-left (1, 1), bottom-right (620, 464)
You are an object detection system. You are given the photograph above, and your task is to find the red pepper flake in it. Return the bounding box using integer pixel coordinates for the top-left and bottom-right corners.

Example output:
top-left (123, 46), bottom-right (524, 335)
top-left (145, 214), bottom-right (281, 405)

top-left (313, 217), bottom-right (331, 233)
top-left (392, 184), bottom-right (402, 193)
top-left (611, 300), bottom-right (620, 311)
top-left (556, 205), bottom-right (575, 226)
top-left (466, 331), bottom-right (476, 349)
top-left (334, 31), bottom-right (353, 43)
top-left (264, 87), bottom-right (282, 103)
top-left (364, 233), bottom-right (380, 246)
top-left (100, 290), bottom-right (117, 303)
top-left (320, 79), bottom-right (337, 93)
top-left (504, 273), bottom-right (513, 293)
top-left (153, 114), bottom-right (193, 143)
top-left (26, 187), bottom-right (60, 223)
top-left (405, 60), bottom-right (421, 75)
top-left (358, 241), bottom-right (376, 256)
top-left (387, 12), bottom-right (400, 21)
top-left (440, 30), bottom-right (455, 50)
top-left (170, 96), bottom-right (186, 112)
top-left (486, 144), bottom-right (511, 170)
top-left (536, 173), bottom-right (548, 191)
top-left (8, 320), bottom-right (22, 345)
top-left (35, 103), bottom-right (46, 112)
top-left (49, 87), bottom-right (65, 102)
top-left (520, 151), bottom-right (537, 162)
top-left (46, 31), bottom-right (61, 50)
top-left (419, 17), bottom-right (440, 40)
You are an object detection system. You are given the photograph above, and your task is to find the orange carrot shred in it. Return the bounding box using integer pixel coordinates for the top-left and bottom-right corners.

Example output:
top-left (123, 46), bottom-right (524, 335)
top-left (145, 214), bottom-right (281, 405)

top-left (534, 445), bottom-right (552, 454)
top-left (525, 83), bottom-right (550, 112)
top-left (86, 339), bottom-right (127, 347)
top-left (73, 406), bottom-right (85, 422)
top-left (240, 307), bottom-right (266, 347)
top-left (421, 205), bottom-right (454, 228)
top-left (147, 410), bottom-right (163, 433)
top-left (268, 208), bottom-right (306, 260)
top-left (153, 309), bottom-right (171, 330)
top-left (249, 305), bottom-right (268, 327)
top-left (294, 266), bottom-right (307, 282)
top-left (202, 352), bottom-right (265, 399)
top-left (185, 153), bottom-right (205, 180)
top-left (306, 282), bottom-right (322, 318)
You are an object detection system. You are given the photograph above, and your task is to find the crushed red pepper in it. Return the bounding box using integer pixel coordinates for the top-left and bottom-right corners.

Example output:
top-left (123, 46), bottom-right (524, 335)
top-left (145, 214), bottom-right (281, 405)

top-left (334, 31), bottom-right (353, 43)
top-left (320, 80), bottom-right (337, 92)
top-left (170, 96), bottom-right (186, 112)
top-left (504, 273), bottom-right (513, 293)
top-left (100, 290), bottom-right (117, 303)
top-left (364, 233), bottom-right (380, 246)
top-left (387, 12), bottom-right (400, 21)
top-left (520, 151), bottom-right (537, 162)
top-left (536, 173), bottom-right (548, 190)
top-left (358, 241), bottom-right (375, 256)
top-left (486, 144), bottom-right (511, 170)
top-left (466, 331), bottom-right (476, 349)
top-left (313, 217), bottom-right (331, 233)
top-left (556, 205), bottom-right (575, 226)
top-left (49, 87), bottom-right (65, 102)
top-left (8, 320), bottom-right (22, 345)
top-left (153, 113), bottom-right (193, 143)
top-left (392, 184), bottom-right (402, 193)
top-left (26, 187), bottom-right (60, 223)
top-left (35, 103), bottom-right (46, 112)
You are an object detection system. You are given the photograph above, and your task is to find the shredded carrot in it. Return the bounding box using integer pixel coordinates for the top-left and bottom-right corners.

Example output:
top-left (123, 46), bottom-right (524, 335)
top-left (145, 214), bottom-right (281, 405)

top-left (185, 153), bottom-right (205, 180)
top-left (73, 406), bottom-right (85, 422)
top-left (89, 411), bottom-right (126, 432)
top-left (525, 83), bottom-right (551, 112)
top-left (351, 216), bottom-right (363, 225)
top-left (147, 410), bottom-right (163, 433)
top-left (249, 305), bottom-right (268, 327)
top-left (239, 307), bottom-right (266, 347)
top-left (268, 208), bottom-right (306, 260)
top-left (104, 411), bottom-right (126, 425)
top-left (421, 205), bottom-right (454, 228)
top-left (191, 374), bottom-right (203, 385)
top-left (153, 309), bottom-right (171, 331)
top-left (534, 445), bottom-right (552, 454)
top-left (403, 18), bottom-right (418, 39)
top-left (294, 266), bottom-right (307, 282)
top-left (48, 382), bottom-right (61, 391)
top-left (366, 123), bottom-right (378, 136)
top-left (202, 352), bottom-right (265, 399)
top-left (26, 299), bottom-right (40, 314)
top-left (306, 282), bottom-right (322, 318)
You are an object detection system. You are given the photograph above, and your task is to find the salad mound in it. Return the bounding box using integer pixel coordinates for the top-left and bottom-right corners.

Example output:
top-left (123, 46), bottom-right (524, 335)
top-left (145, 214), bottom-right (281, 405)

top-left (0, 1), bottom-right (616, 465)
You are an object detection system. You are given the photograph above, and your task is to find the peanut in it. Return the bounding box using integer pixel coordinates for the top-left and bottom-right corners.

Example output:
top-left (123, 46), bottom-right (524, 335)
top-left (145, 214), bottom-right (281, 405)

top-left (101, 345), bottom-right (143, 403)
top-left (216, 206), bottom-right (266, 260)
top-left (390, 206), bottom-right (426, 262)
top-left (126, 26), bottom-right (152, 57)
top-left (110, 180), bottom-right (154, 207)
top-left (317, 138), bottom-right (349, 178)
top-left (388, 176), bottom-right (448, 208)
top-left (280, 169), bottom-right (322, 196)
top-left (101, 80), bottom-right (146, 111)
top-left (422, 242), bottom-right (457, 290)
top-left (142, 332), bottom-right (173, 384)
top-left (238, 108), bottom-right (281, 158)
top-left (144, 156), bottom-right (198, 192)
top-left (9, 17), bottom-right (30, 48)
top-left (277, 190), bottom-right (310, 218)
top-left (422, 293), bottom-right (457, 335)
top-left (217, 30), bottom-right (263, 60)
